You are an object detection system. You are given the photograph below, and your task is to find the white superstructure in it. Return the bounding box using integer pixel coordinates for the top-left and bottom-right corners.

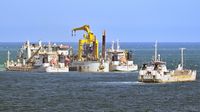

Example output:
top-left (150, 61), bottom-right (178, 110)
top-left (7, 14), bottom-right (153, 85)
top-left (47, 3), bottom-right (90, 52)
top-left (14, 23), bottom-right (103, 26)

top-left (107, 40), bottom-right (138, 72)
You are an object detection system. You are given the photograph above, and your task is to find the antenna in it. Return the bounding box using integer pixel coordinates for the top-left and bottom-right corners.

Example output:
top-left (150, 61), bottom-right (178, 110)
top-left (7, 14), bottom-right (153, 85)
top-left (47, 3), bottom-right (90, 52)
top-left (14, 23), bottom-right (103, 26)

top-left (180, 48), bottom-right (186, 68)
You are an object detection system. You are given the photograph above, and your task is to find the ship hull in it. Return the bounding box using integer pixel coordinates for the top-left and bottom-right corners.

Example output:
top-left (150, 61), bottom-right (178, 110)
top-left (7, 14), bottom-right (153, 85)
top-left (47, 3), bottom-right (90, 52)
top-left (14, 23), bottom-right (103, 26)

top-left (138, 70), bottom-right (196, 83)
top-left (110, 65), bottom-right (138, 72)
top-left (71, 61), bottom-right (109, 72)
top-left (6, 66), bottom-right (33, 72)
top-left (46, 66), bottom-right (69, 73)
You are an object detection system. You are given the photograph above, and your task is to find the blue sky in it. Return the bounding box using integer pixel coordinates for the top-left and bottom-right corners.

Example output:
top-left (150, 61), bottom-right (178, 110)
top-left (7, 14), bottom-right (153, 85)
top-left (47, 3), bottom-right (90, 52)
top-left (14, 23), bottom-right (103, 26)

top-left (0, 0), bottom-right (200, 42)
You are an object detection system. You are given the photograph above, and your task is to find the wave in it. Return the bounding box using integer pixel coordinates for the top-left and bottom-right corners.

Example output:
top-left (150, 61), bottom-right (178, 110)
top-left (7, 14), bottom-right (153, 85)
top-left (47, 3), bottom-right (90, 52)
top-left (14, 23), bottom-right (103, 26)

top-left (0, 64), bottom-right (5, 71)
top-left (95, 81), bottom-right (171, 86)
top-left (96, 81), bottom-right (143, 85)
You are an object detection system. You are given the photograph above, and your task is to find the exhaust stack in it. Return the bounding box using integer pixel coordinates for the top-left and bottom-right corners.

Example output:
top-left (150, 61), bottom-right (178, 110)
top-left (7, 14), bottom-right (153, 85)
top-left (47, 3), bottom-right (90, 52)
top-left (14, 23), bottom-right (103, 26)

top-left (102, 30), bottom-right (106, 60)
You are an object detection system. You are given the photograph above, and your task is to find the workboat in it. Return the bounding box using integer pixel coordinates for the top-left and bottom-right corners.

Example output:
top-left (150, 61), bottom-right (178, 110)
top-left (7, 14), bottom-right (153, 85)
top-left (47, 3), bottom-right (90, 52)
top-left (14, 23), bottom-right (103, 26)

top-left (107, 40), bottom-right (138, 72)
top-left (5, 40), bottom-right (72, 72)
top-left (166, 48), bottom-right (196, 82)
top-left (138, 42), bottom-right (196, 83)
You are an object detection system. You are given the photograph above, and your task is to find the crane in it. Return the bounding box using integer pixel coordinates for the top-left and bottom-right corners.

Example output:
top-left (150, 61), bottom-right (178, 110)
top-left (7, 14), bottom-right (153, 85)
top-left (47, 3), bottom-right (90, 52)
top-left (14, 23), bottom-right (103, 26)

top-left (72, 25), bottom-right (99, 61)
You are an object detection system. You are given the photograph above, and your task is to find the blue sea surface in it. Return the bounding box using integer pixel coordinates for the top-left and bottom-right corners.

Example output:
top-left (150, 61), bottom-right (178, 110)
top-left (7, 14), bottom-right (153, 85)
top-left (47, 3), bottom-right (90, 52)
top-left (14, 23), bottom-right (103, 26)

top-left (0, 42), bottom-right (200, 112)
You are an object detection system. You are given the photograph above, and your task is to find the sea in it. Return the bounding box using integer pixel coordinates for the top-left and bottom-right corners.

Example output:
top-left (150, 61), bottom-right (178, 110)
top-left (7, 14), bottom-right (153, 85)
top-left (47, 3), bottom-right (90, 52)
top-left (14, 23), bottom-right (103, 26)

top-left (0, 42), bottom-right (199, 112)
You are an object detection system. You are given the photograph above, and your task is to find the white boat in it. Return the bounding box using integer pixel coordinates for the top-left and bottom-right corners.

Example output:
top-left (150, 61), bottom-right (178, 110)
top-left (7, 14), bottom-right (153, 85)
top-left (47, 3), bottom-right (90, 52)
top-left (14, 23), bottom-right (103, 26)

top-left (138, 42), bottom-right (196, 83)
top-left (107, 40), bottom-right (138, 72)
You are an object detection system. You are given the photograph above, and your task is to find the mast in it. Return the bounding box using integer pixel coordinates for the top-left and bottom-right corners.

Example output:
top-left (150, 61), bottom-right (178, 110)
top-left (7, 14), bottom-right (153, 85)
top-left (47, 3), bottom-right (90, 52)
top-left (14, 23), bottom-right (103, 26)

top-left (48, 41), bottom-right (51, 52)
top-left (111, 41), bottom-right (115, 51)
top-left (38, 40), bottom-right (42, 47)
top-left (116, 39), bottom-right (120, 50)
top-left (7, 51), bottom-right (10, 67)
top-left (102, 30), bottom-right (106, 60)
top-left (27, 40), bottom-right (31, 59)
top-left (154, 41), bottom-right (158, 61)
top-left (7, 51), bottom-right (10, 62)
top-left (180, 48), bottom-right (186, 68)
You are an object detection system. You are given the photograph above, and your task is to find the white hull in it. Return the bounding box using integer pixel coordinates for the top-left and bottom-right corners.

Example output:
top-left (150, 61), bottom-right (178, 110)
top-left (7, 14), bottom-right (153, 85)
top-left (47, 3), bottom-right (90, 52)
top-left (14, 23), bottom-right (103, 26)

top-left (111, 65), bottom-right (138, 72)
top-left (110, 61), bottom-right (138, 72)
top-left (46, 66), bottom-right (69, 73)
top-left (138, 70), bottom-right (196, 83)
top-left (71, 61), bottom-right (109, 72)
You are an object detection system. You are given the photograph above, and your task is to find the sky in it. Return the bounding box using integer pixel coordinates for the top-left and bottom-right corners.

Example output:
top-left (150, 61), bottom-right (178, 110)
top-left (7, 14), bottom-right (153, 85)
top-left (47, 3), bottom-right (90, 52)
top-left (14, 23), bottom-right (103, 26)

top-left (0, 0), bottom-right (200, 42)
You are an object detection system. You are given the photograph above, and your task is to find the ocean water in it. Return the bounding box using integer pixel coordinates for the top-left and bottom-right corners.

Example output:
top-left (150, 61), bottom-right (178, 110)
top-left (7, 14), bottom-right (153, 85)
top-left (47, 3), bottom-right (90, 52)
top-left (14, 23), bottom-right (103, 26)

top-left (0, 42), bottom-right (200, 112)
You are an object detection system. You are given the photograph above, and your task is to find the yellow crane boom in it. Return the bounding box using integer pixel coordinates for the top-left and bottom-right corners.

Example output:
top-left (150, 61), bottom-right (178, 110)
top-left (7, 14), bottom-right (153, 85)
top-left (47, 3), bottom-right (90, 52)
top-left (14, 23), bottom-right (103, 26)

top-left (72, 25), bottom-right (92, 35)
top-left (72, 25), bottom-right (98, 61)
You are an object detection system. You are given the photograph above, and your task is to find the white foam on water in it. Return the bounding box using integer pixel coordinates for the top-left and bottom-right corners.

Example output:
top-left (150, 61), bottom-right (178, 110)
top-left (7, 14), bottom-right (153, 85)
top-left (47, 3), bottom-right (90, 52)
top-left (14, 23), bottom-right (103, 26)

top-left (0, 64), bottom-right (5, 71)
top-left (95, 81), bottom-right (172, 86)
top-left (96, 81), bottom-right (143, 85)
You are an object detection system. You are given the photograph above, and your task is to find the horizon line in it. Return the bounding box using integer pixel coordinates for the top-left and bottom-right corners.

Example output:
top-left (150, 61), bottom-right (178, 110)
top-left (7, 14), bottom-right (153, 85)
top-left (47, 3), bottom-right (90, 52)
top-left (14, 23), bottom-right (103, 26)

top-left (0, 41), bottom-right (200, 43)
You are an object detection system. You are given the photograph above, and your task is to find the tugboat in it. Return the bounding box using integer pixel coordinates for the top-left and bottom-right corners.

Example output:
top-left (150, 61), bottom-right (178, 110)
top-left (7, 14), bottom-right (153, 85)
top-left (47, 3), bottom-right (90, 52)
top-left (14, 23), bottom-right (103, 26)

top-left (107, 40), bottom-right (138, 72)
top-left (138, 42), bottom-right (196, 83)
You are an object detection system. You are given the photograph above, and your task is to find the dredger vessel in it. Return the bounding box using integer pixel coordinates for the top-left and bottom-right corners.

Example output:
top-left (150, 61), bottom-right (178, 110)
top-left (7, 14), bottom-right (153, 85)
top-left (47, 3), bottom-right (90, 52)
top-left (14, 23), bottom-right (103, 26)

top-left (70, 25), bottom-right (109, 72)
top-left (5, 41), bottom-right (72, 72)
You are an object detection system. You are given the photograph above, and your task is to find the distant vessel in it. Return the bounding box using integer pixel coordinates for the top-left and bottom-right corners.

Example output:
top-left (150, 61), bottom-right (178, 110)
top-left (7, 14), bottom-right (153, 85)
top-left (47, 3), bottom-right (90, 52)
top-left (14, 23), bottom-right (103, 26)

top-left (138, 41), bottom-right (196, 83)
top-left (5, 41), bottom-right (72, 72)
top-left (107, 40), bottom-right (138, 72)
